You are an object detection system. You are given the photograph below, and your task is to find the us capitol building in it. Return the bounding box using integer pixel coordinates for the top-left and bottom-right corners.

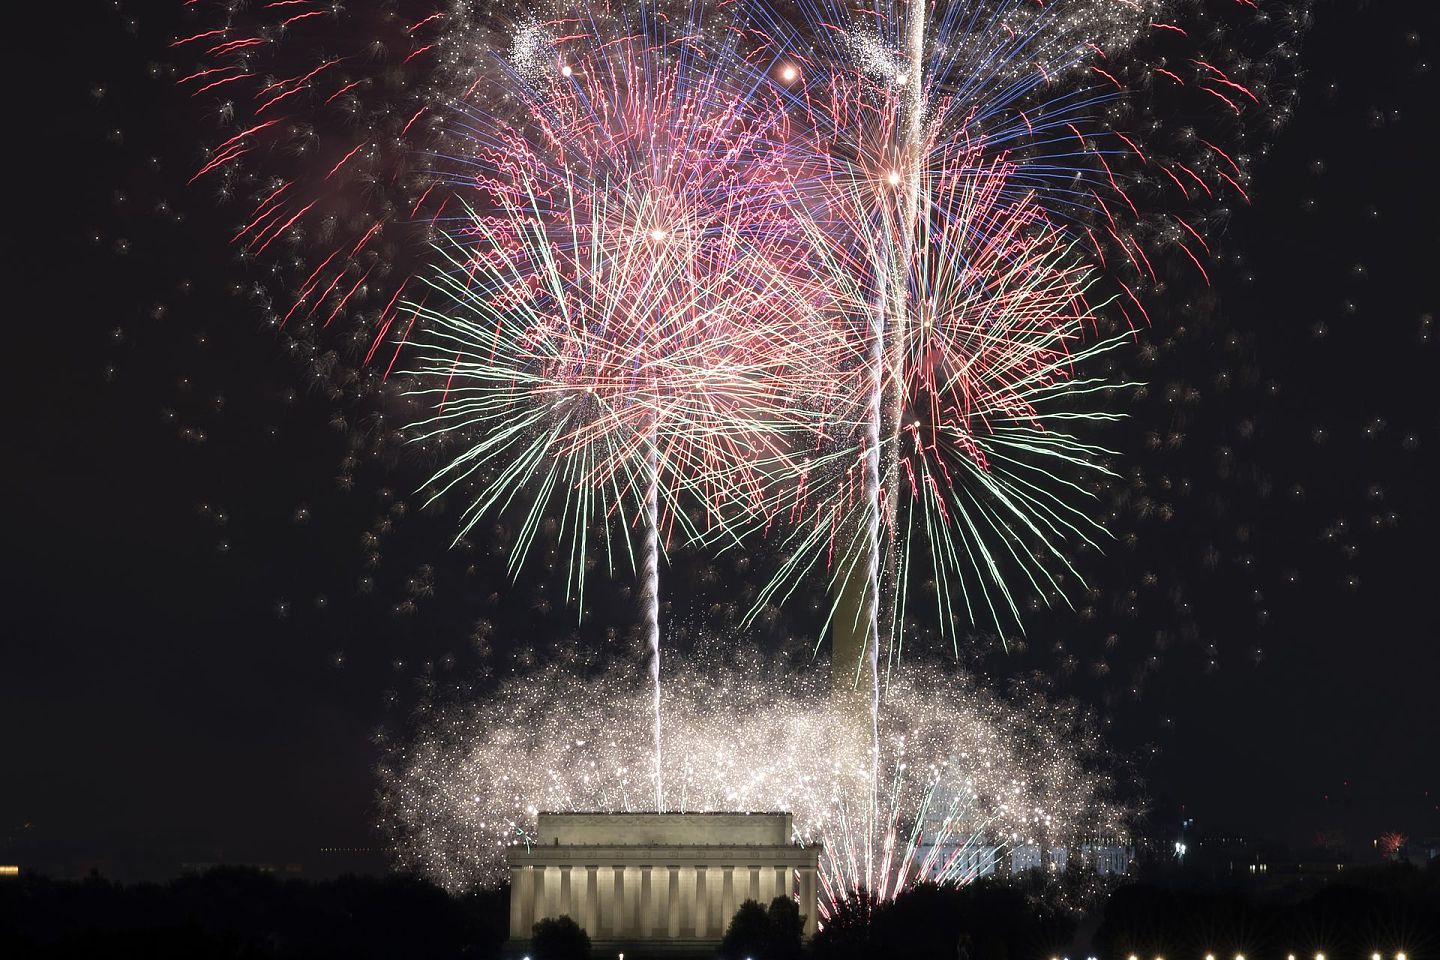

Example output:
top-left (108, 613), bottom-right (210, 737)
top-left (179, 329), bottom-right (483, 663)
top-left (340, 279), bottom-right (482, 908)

top-left (506, 812), bottom-right (820, 956)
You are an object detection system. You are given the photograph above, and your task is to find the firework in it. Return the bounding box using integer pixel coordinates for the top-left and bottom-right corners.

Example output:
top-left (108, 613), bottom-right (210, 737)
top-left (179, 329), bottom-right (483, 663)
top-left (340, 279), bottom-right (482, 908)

top-left (173, 0), bottom-right (1311, 649)
top-left (713, 0), bottom-right (1312, 693)
top-left (402, 7), bottom-right (848, 809)
top-left (759, 150), bottom-right (1132, 662)
top-left (167, 0), bottom-right (1308, 910)
top-left (378, 651), bottom-right (1128, 915)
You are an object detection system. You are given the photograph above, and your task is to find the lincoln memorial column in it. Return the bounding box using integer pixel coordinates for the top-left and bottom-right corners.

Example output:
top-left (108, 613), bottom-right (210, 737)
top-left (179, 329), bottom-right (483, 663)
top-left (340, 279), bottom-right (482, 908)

top-left (694, 865), bottom-right (709, 938)
top-left (532, 865), bottom-right (548, 926)
top-left (666, 865), bottom-right (681, 938)
top-left (708, 865), bottom-right (723, 935)
top-left (509, 866), bottom-right (525, 937)
top-left (747, 865), bottom-right (761, 905)
top-left (799, 866), bottom-right (818, 937)
top-left (775, 865), bottom-right (790, 902)
top-left (521, 866), bottom-right (536, 932)
top-left (639, 865), bottom-right (654, 937)
top-left (622, 866), bottom-right (639, 936)
top-left (584, 865), bottom-right (599, 936)
top-left (559, 865), bottom-right (573, 919)
top-left (720, 864), bottom-right (735, 929)
top-left (611, 864), bottom-right (626, 936)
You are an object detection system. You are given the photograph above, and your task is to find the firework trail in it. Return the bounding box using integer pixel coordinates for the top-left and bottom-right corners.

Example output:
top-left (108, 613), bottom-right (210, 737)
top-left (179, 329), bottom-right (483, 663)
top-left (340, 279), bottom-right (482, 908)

top-left (378, 651), bottom-right (1129, 915)
top-left (402, 7), bottom-right (847, 809)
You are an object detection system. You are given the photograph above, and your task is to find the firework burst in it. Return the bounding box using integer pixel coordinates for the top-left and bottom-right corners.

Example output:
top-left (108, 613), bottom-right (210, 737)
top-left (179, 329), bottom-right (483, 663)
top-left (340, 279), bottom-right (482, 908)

top-left (717, 0), bottom-right (1310, 689)
top-left (403, 6), bottom-right (849, 808)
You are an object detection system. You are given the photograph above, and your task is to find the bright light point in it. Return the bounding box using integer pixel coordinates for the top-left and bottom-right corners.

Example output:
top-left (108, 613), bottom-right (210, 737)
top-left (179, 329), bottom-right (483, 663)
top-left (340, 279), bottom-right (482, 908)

top-left (649, 228), bottom-right (668, 242)
top-left (1373, 954), bottom-right (1382, 960)
top-left (1397, 954), bottom-right (1408, 960)
top-left (560, 64), bottom-right (572, 77)
top-left (886, 170), bottom-right (901, 186)
top-left (780, 65), bottom-right (798, 82)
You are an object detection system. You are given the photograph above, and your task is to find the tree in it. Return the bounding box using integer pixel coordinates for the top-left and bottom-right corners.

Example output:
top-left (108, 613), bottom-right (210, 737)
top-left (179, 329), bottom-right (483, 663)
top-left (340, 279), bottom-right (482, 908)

top-left (719, 896), bottom-right (805, 960)
top-left (531, 914), bottom-right (591, 960)
top-left (765, 895), bottom-right (805, 960)
top-left (720, 899), bottom-right (771, 959)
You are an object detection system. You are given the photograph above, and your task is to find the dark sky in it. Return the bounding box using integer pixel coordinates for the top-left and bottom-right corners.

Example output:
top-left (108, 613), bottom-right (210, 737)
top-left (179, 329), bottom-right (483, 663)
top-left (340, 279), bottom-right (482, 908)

top-left (3, 1), bottom-right (1438, 880)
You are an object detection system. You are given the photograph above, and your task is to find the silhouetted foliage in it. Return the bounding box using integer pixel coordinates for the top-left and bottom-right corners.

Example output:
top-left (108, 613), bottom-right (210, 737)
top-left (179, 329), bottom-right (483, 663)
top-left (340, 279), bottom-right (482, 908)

top-left (3, 861), bottom-right (1438, 959)
top-left (530, 914), bottom-right (590, 960)
top-left (719, 896), bottom-right (804, 960)
top-left (1093, 861), bottom-right (1440, 955)
top-left (0, 867), bottom-right (508, 959)
top-left (721, 900), bottom-right (771, 959)
top-left (765, 895), bottom-right (805, 959)
top-left (808, 882), bottom-right (1074, 960)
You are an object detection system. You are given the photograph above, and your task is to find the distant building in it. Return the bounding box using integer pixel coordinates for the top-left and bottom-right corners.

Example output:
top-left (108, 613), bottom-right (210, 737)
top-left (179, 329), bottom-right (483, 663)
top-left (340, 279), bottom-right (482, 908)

top-left (1083, 842), bottom-right (1134, 877)
top-left (1008, 840), bottom-right (1133, 876)
top-left (916, 782), bottom-right (1131, 880)
top-left (507, 812), bottom-right (819, 957)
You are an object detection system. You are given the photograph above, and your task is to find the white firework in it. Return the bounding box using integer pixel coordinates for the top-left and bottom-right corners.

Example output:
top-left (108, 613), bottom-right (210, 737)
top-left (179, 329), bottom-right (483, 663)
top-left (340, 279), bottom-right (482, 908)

top-left (378, 652), bottom-right (1129, 914)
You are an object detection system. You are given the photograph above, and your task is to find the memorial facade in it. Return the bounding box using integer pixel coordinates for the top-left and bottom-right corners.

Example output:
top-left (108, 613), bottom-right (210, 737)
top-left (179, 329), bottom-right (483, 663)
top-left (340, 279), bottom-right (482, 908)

top-left (507, 812), bottom-right (820, 956)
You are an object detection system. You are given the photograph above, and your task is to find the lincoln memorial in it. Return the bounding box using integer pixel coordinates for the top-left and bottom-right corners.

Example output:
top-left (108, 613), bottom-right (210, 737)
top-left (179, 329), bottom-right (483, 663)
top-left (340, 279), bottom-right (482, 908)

top-left (507, 812), bottom-right (820, 955)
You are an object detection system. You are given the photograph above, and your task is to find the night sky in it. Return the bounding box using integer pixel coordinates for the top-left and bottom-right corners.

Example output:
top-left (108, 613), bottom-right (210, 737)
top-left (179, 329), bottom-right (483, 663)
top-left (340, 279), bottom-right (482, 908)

top-left (4, 1), bottom-right (1438, 881)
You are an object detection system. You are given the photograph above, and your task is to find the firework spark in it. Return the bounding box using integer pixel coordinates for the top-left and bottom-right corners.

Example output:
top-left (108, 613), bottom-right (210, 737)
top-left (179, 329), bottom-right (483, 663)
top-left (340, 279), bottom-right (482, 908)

top-left (378, 652), bottom-right (1129, 916)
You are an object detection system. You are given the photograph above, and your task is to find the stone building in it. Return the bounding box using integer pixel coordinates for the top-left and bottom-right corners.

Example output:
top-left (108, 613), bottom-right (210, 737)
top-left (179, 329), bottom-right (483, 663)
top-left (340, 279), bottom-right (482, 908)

top-left (507, 812), bottom-right (819, 956)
